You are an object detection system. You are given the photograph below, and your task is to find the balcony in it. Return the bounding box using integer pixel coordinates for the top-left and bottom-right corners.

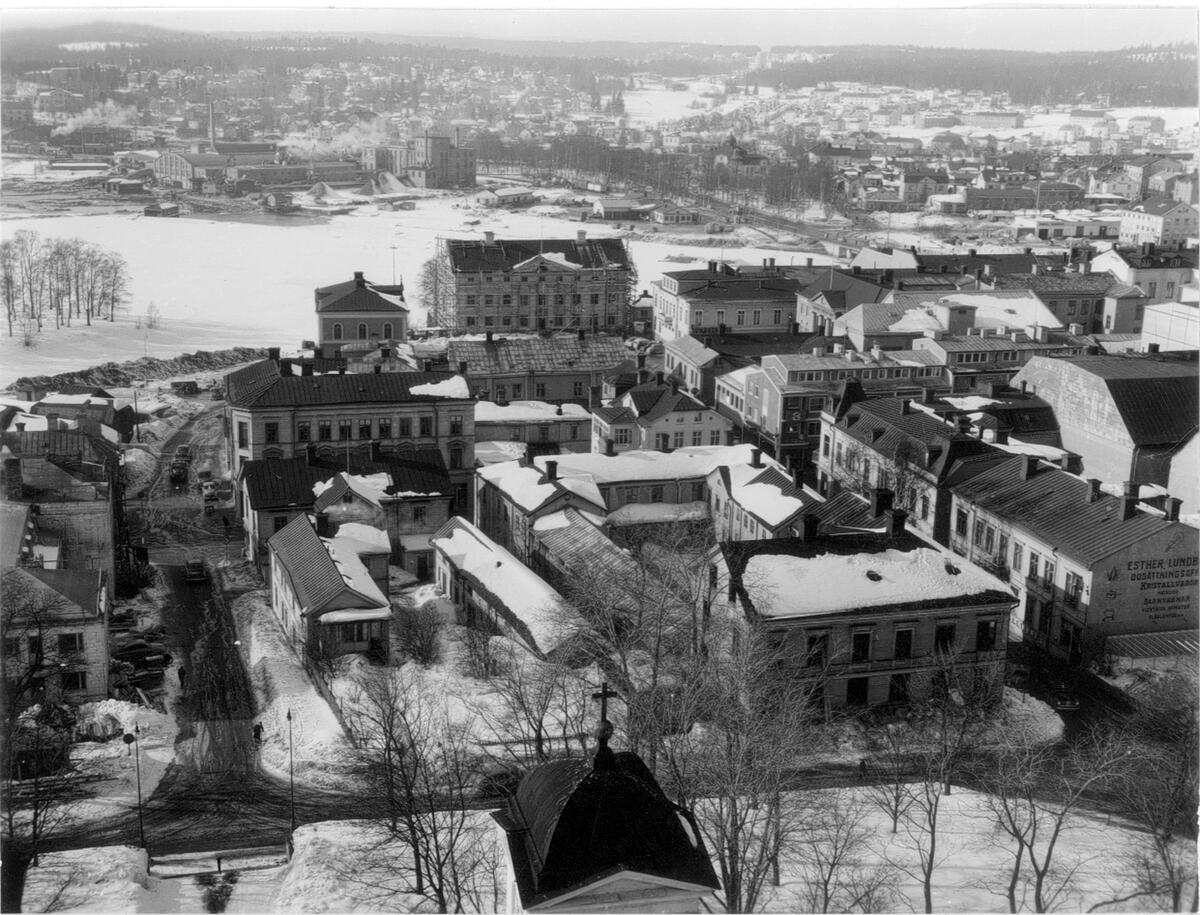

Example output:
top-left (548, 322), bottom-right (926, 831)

top-left (1024, 574), bottom-right (1054, 598)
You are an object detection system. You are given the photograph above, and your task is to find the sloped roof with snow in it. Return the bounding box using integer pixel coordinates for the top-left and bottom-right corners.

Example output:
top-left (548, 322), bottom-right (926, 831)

top-left (268, 514), bottom-right (389, 616)
top-left (532, 444), bottom-right (761, 486)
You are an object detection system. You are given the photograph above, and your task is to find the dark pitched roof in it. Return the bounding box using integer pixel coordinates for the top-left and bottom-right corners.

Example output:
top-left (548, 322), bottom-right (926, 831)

top-left (1132, 196), bottom-right (1193, 216)
top-left (23, 567), bottom-right (100, 613)
top-left (314, 275), bottom-right (407, 314)
top-left (53, 384), bottom-right (113, 398)
top-left (445, 237), bottom-right (631, 272)
top-left (952, 456), bottom-right (1198, 565)
top-left (496, 752), bottom-right (719, 908)
top-left (533, 508), bottom-right (638, 580)
top-left (239, 457), bottom-right (330, 511)
top-left (268, 514), bottom-right (385, 613)
top-left (1, 429), bottom-right (119, 468)
top-left (225, 363), bottom-right (470, 408)
top-left (991, 272), bottom-right (1120, 295)
top-left (447, 335), bottom-right (627, 375)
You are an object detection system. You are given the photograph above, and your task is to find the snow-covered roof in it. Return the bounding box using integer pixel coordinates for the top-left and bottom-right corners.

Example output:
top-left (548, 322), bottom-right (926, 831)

top-left (332, 522), bottom-right (391, 555)
top-left (745, 546), bottom-right (1010, 619)
top-left (717, 462), bottom-right (818, 527)
top-left (475, 400), bottom-right (591, 423)
top-left (477, 460), bottom-right (569, 513)
top-left (607, 500), bottom-right (709, 526)
top-left (942, 395), bottom-right (1002, 412)
top-left (432, 520), bottom-right (578, 653)
top-left (475, 440), bottom-right (528, 464)
top-left (533, 444), bottom-right (761, 486)
top-left (408, 375), bottom-right (471, 398)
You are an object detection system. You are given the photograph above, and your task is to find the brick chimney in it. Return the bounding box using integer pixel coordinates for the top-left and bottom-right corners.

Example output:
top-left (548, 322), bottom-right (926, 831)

top-left (545, 460), bottom-right (558, 482)
top-left (301, 362), bottom-right (314, 376)
top-left (279, 357), bottom-right (293, 375)
top-left (267, 346), bottom-right (281, 361)
top-left (1121, 493), bottom-right (1139, 521)
top-left (1021, 454), bottom-right (1038, 480)
top-left (605, 437), bottom-right (615, 456)
top-left (1086, 478), bottom-right (1101, 503)
top-left (750, 448), bottom-right (763, 468)
top-left (486, 331), bottom-right (494, 343)
top-left (354, 271), bottom-right (365, 288)
top-left (1164, 497), bottom-right (1182, 522)
top-left (870, 487), bottom-right (894, 516)
top-left (798, 513), bottom-right (821, 542)
top-left (484, 231), bottom-right (495, 243)
top-left (886, 508), bottom-right (908, 538)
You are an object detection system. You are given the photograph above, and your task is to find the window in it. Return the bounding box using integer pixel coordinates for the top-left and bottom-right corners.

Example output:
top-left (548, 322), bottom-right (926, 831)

top-left (710, 429), bottom-right (723, 445)
top-left (570, 425), bottom-right (579, 441)
top-left (58, 632), bottom-right (84, 654)
top-left (694, 310), bottom-right (704, 326)
top-left (538, 425), bottom-right (550, 442)
top-left (449, 415), bottom-right (463, 436)
top-left (484, 295), bottom-right (494, 306)
top-left (752, 310), bottom-right (761, 326)
top-left (934, 623), bottom-right (956, 654)
top-left (716, 310), bottom-right (725, 325)
top-left (512, 384), bottom-right (523, 399)
top-left (573, 381), bottom-right (584, 397)
top-left (338, 420), bottom-right (352, 441)
top-left (773, 309), bottom-right (782, 325)
top-left (1065, 570), bottom-right (1083, 606)
top-left (419, 416), bottom-right (433, 437)
top-left (358, 420), bottom-right (372, 440)
top-left (332, 323), bottom-right (343, 340)
top-left (846, 677), bottom-right (870, 707)
top-left (851, 631), bottom-right (871, 663)
top-left (806, 633), bottom-right (828, 667)
top-left (237, 421), bottom-right (249, 449)
top-left (822, 435), bottom-right (831, 457)
top-left (1043, 560), bottom-right (1055, 586)
top-left (61, 671), bottom-right (87, 692)
top-left (623, 488), bottom-right (640, 504)
top-left (466, 295), bottom-right (477, 306)
top-left (296, 421), bottom-right (311, 442)
top-left (673, 431), bottom-right (684, 448)
top-left (413, 505), bottom-right (427, 525)
top-left (615, 427), bottom-right (632, 445)
top-left (318, 421), bottom-right (332, 441)
top-left (1148, 282), bottom-right (1157, 298)
top-left (955, 509), bottom-right (968, 537)
top-left (590, 294), bottom-right (600, 305)
top-left (1028, 552), bottom-right (1040, 581)
top-left (535, 382), bottom-right (547, 399)
top-left (357, 323), bottom-right (368, 340)
top-left (264, 422), bottom-right (278, 444)
top-left (973, 518), bottom-right (986, 545)
top-left (383, 323), bottom-right (393, 339)
top-left (692, 430), bottom-right (703, 446)
top-left (397, 418), bottom-right (412, 437)
top-left (983, 525), bottom-right (995, 553)
top-left (1166, 281), bottom-right (1176, 297)
top-left (27, 635), bottom-right (41, 658)
top-left (920, 495), bottom-right (930, 521)
top-left (976, 619), bottom-right (998, 652)
top-left (647, 485), bottom-right (664, 503)
top-left (893, 628), bottom-right (913, 660)
top-left (736, 311), bottom-right (745, 326)
top-left (378, 419), bottom-right (391, 439)
top-left (3, 637), bottom-right (18, 658)
top-left (1012, 542), bottom-right (1023, 572)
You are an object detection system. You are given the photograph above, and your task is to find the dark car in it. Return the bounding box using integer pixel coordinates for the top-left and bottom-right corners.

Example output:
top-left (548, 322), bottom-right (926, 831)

top-left (168, 460), bottom-right (189, 484)
top-left (184, 559), bottom-right (206, 584)
top-left (1050, 682), bottom-right (1080, 711)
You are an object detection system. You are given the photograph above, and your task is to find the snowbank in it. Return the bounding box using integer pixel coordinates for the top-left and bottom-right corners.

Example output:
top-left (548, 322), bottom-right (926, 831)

top-left (409, 375), bottom-right (471, 398)
top-left (22, 846), bottom-right (151, 914)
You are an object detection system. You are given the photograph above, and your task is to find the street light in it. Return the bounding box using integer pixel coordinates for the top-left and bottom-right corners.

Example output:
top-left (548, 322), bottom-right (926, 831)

top-left (389, 244), bottom-right (399, 285)
top-left (122, 724), bottom-right (146, 849)
top-left (286, 708), bottom-right (296, 833)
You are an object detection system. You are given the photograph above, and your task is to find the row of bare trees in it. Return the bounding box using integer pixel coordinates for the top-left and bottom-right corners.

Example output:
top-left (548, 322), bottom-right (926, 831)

top-left (0, 230), bottom-right (130, 345)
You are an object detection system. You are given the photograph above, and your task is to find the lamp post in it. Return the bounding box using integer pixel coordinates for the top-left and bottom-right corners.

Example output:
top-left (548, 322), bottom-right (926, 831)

top-left (390, 245), bottom-right (399, 285)
top-left (122, 725), bottom-right (146, 848)
top-left (286, 708), bottom-right (296, 833)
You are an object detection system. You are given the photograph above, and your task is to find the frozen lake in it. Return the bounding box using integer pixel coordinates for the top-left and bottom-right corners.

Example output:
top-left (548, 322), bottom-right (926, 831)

top-left (0, 197), bottom-right (834, 385)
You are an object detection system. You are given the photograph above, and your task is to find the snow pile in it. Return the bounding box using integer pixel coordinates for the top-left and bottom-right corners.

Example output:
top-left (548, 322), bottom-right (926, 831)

top-left (942, 395), bottom-right (1002, 412)
top-left (229, 591), bottom-right (359, 787)
top-left (409, 375), bottom-right (471, 398)
top-left (985, 687), bottom-right (1064, 747)
top-left (475, 440), bottom-right (528, 464)
top-left (607, 500), bottom-right (710, 526)
top-left (22, 846), bottom-right (151, 914)
top-left (534, 443), bottom-right (762, 486)
top-left (474, 399), bottom-right (590, 423)
top-left (746, 547), bottom-right (1010, 618)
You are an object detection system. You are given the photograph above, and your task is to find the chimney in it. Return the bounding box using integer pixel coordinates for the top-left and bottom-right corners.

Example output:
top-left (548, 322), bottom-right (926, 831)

top-left (458, 361), bottom-right (468, 375)
top-left (380, 346), bottom-right (391, 359)
top-left (923, 387), bottom-right (937, 404)
top-left (1164, 497), bottom-right (1182, 522)
top-left (707, 259), bottom-right (718, 273)
top-left (545, 460), bottom-right (558, 482)
top-left (301, 362), bottom-right (314, 377)
top-left (373, 365), bottom-right (382, 374)
top-left (1068, 323), bottom-right (1082, 335)
top-left (315, 511), bottom-right (331, 538)
top-left (338, 367), bottom-right (346, 375)
top-left (279, 357), bottom-right (293, 375)
top-left (1121, 494), bottom-right (1139, 521)
top-left (1147, 343), bottom-right (1160, 354)
top-left (1019, 454), bottom-right (1038, 479)
top-left (968, 248), bottom-right (977, 257)
top-left (750, 448), bottom-right (763, 468)
top-left (886, 508), bottom-right (908, 538)
top-left (637, 368), bottom-right (650, 385)
top-left (813, 345), bottom-right (826, 357)
top-left (718, 322), bottom-right (727, 336)
top-left (975, 267), bottom-right (984, 282)
top-left (354, 271), bottom-right (365, 288)
top-left (1122, 480), bottom-right (1138, 499)
top-left (806, 257), bottom-right (814, 267)
top-left (1018, 380), bottom-right (1028, 395)
top-left (267, 346), bottom-right (281, 361)
top-left (900, 399), bottom-right (911, 414)
top-left (768, 257), bottom-right (776, 268)
top-left (995, 428), bottom-right (1009, 445)
top-left (798, 513), bottom-right (820, 542)
top-left (577, 229), bottom-right (587, 243)
top-left (44, 412), bottom-right (59, 428)
top-left (578, 328), bottom-right (585, 342)
top-left (636, 352), bottom-right (646, 369)
top-left (605, 437), bottom-right (615, 456)
top-left (852, 265), bottom-right (862, 275)
top-left (484, 230), bottom-right (494, 243)
top-left (655, 371), bottom-right (664, 386)
top-left (556, 403), bottom-right (563, 416)
top-left (486, 330), bottom-right (494, 343)
top-left (896, 280), bottom-right (905, 291)
top-left (1024, 247), bottom-right (1032, 255)
top-left (870, 487), bottom-right (894, 516)
top-left (832, 342), bottom-right (845, 355)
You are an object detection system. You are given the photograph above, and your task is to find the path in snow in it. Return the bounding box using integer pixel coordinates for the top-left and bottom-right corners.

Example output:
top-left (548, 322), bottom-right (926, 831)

top-left (138, 874), bottom-right (205, 913)
top-left (224, 864), bottom-right (286, 913)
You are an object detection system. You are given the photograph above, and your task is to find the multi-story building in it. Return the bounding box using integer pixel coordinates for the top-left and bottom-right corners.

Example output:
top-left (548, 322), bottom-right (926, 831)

top-left (960, 110), bottom-right (1025, 128)
top-left (152, 151), bottom-right (274, 191)
top-left (362, 135), bottom-right (475, 188)
top-left (314, 272), bottom-right (408, 358)
top-left (909, 326), bottom-right (1089, 393)
top-left (663, 331), bottom-right (818, 406)
top-left (432, 232), bottom-right (635, 332)
top-left (474, 400), bottom-right (592, 457)
top-left (989, 269), bottom-right (1120, 327)
top-left (950, 456), bottom-right (1198, 664)
top-left (1090, 245), bottom-right (1198, 305)
top-left (223, 358), bottom-right (475, 511)
top-left (723, 520), bottom-right (1016, 710)
top-left (652, 260), bottom-right (805, 342)
top-left (817, 393), bottom-right (1006, 545)
top-left (1118, 198), bottom-right (1200, 248)
top-left (1010, 354), bottom-right (1198, 506)
top-left (591, 376), bottom-right (733, 454)
top-left (448, 332), bottom-right (627, 408)
top-left (706, 448), bottom-right (821, 541)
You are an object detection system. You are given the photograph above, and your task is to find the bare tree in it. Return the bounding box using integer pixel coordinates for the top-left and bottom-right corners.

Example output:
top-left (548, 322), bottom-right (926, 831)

top-left (342, 666), bottom-right (497, 913)
top-left (395, 607), bottom-right (444, 666)
top-left (863, 722), bottom-right (917, 834)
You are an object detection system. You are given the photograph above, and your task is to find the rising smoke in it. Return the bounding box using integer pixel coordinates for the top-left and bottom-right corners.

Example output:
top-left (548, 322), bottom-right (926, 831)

top-left (52, 100), bottom-right (141, 136)
top-left (276, 118), bottom-right (392, 161)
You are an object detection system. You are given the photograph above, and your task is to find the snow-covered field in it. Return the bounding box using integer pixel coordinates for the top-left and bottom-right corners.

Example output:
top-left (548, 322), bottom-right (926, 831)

top-left (0, 198), bottom-right (835, 387)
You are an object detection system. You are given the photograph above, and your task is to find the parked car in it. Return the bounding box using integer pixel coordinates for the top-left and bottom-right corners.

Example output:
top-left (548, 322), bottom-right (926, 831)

top-left (1050, 682), bottom-right (1080, 711)
top-left (201, 480), bottom-right (219, 502)
top-left (168, 460), bottom-right (189, 484)
top-left (184, 558), bottom-right (207, 584)
top-left (175, 444), bottom-right (191, 461)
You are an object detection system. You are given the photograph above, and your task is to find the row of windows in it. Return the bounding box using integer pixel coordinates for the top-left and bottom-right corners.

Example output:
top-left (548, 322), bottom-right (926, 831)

top-left (286, 415), bottom-right (463, 443)
top-left (330, 322), bottom-right (395, 341)
top-left (461, 272), bottom-right (617, 283)
top-left (957, 511), bottom-right (1084, 604)
top-left (693, 309), bottom-right (786, 328)
top-left (464, 293), bottom-right (623, 307)
top-left (3, 631), bottom-right (85, 657)
top-left (803, 618), bottom-right (999, 667)
top-left (465, 314), bottom-right (618, 328)
top-left (621, 481), bottom-right (706, 504)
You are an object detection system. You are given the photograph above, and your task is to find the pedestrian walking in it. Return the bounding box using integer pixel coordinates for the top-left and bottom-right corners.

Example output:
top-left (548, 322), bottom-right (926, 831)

top-left (859, 758), bottom-right (868, 781)
top-left (253, 722), bottom-right (263, 748)
top-left (178, 667), bottom-right (187, 689)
